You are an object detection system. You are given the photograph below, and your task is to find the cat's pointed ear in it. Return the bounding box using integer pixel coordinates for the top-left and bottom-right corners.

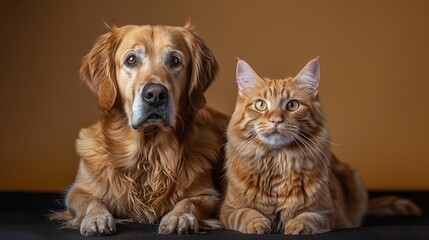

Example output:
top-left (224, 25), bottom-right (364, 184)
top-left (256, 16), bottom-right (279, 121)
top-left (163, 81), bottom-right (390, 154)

top-left (295, 58), bottom-right (320, 96)
top-left (236, 59), bottom-right (261, 98)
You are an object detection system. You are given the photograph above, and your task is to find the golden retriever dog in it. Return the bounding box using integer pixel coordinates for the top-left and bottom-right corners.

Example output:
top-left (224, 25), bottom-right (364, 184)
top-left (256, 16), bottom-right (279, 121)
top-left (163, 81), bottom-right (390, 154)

top-left (52, 23), bottom-right (228, 236)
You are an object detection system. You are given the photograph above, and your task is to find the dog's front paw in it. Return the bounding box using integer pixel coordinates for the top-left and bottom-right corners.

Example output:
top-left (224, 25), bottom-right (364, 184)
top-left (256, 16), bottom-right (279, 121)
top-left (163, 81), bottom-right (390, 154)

top-left (158, 212), bottom-right (198, 234)
top-left (80, 209), bottom-right (115, 236)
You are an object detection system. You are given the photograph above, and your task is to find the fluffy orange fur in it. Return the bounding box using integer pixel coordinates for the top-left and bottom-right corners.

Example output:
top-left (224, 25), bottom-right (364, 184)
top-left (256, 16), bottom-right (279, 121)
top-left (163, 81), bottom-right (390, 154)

top-left (51, 23), bottom-right (228, 236)
top-left (220, 59), bottom-right (421, 234)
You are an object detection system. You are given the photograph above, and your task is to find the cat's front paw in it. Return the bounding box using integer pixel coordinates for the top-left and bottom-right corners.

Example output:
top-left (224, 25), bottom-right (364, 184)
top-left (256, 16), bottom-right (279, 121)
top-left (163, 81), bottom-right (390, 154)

top-left (241, 216), bottom-right (271, 234)
top-left (284, 217), bottom-right (328, 235)
top-left (284, 218), bottom-right (306, 235)
top-left (80, 209), bottom-right (115, 236)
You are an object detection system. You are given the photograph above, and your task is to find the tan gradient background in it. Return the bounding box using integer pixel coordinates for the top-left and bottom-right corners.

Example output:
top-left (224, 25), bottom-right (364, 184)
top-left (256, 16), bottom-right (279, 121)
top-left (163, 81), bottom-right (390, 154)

top-left (1, 0), bottom-right (428, 191)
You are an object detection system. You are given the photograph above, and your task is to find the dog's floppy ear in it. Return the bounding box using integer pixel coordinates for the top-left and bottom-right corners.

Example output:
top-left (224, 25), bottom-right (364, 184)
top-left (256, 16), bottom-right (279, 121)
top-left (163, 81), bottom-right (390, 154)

top-left (80, 25), bottom-right (119, 111)
top-left (182, 23), bottom-right (219, 110)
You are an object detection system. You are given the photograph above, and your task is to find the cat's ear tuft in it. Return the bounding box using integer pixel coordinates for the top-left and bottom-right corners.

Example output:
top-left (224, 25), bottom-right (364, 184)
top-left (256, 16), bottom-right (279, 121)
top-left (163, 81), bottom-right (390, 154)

top-left (295, 58), bottom-right (320, 95)
top-left (236, 59), bottom-right (261, 98)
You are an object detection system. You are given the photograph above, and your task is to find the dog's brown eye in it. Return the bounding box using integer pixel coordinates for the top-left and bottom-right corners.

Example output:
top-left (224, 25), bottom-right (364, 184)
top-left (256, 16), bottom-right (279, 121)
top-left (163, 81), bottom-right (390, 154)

top-left (126, 54), bottom-right (137, 66)
top-left (170, 56), bottom-right (181, 68)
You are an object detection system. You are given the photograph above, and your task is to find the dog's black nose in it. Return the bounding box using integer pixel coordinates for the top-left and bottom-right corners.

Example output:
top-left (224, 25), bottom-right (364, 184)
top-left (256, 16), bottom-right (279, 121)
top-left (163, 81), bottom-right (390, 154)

top-left (142, 84), bottom-right (168, 107)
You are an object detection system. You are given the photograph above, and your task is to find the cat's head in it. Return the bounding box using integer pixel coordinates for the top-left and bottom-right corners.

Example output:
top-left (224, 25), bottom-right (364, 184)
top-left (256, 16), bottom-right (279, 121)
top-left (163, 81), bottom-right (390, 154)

top-left (229, 58), bottom-right (328, 149)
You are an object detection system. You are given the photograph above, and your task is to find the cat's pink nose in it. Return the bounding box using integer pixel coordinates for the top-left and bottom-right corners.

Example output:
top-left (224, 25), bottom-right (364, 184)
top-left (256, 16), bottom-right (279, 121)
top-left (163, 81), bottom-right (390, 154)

top-left (270, 116), bottom-right (284, 124)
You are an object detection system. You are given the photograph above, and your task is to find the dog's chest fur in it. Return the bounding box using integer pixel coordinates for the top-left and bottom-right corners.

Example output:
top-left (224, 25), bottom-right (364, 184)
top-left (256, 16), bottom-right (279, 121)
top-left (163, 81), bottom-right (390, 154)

top-left (73, 110), bottom-right (222, 223)
top-left (75, 117), bottom-right (184, 222)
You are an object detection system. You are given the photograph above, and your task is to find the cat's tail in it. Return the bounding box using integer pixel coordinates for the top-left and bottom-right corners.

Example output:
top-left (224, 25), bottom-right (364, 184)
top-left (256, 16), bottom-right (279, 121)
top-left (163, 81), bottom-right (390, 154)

top-left (366, 196), bottom-right (421, 216)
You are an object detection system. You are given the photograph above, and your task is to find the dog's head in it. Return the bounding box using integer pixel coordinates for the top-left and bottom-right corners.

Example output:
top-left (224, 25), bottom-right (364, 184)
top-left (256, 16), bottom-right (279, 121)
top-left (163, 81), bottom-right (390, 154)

top-left (80, 23), bottom-right (218, 130)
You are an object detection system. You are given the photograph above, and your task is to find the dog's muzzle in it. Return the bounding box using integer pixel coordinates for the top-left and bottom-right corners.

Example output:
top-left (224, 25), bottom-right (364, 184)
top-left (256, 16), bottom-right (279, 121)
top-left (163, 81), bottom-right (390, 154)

top-left (132, 83), bottom-right (171, 129)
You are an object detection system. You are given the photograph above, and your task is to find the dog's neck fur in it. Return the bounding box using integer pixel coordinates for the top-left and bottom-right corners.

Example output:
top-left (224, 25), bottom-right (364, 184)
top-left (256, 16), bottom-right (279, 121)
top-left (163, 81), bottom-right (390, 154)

top-left (75, 104), bottom-right (225, 223)
top-left (79, 107), bottom-right (193, 220)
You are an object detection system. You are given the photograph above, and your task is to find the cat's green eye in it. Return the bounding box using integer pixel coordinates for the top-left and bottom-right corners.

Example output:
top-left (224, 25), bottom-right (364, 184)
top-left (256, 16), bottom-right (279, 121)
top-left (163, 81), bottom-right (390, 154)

top-left (255, 100), bottom-right (267, 111)
top-left (286, 100), bottom-right (300, 112)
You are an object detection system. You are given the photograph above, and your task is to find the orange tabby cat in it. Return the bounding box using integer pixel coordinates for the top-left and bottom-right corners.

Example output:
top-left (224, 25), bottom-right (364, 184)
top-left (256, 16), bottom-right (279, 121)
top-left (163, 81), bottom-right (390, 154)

top-left (220, 58), bottom-right (421, 234)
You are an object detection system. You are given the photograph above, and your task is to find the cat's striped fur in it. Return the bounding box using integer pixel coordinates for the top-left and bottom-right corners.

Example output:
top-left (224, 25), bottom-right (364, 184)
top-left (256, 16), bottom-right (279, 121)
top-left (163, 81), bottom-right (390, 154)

top-left (219, 59), bottom-right (421, 234)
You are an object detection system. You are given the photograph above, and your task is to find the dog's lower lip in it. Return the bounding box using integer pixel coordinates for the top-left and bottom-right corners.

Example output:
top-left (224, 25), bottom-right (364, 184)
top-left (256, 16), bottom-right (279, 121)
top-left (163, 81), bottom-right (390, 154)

top-left (132, 115), bottom-right (169, 130)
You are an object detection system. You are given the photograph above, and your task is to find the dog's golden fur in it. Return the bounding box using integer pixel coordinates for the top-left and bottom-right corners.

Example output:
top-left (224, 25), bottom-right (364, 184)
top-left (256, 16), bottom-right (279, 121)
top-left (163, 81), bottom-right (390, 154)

top-left (52, 23), bottom-right (228, 236)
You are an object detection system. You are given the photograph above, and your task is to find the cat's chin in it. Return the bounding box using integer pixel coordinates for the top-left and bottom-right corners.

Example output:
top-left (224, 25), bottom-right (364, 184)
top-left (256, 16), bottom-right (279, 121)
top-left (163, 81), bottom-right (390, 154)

top-left (259, 133), bottom-right (293, 148)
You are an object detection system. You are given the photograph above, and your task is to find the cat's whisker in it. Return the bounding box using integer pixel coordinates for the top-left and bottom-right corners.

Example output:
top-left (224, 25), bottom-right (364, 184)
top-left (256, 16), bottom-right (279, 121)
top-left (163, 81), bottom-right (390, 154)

top-left (313, 124), bottom-right (340, 146)
top-left (297, 132), bottom-right (328, 157)
top-left (296, 135), bottom-right (330, 176)
top-left (227, 136), bottom-right (259, 162)
top-left (290, 135), bottom-right (316, 164)
top-left (290, 130), bottom-right (324, 163)
top-left (293, 134), bottom-right (320, 165)
top-left (313, 123), bottom-right (330, 135)
top-left (291, 135), bottom-right (317, 161)
top-left (294, 130), bottom-right (329, 159)
top-left (296, 132), bottom-right (331, 175)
